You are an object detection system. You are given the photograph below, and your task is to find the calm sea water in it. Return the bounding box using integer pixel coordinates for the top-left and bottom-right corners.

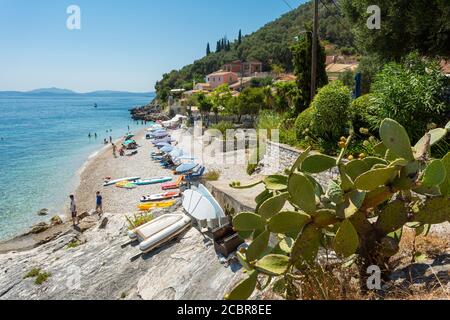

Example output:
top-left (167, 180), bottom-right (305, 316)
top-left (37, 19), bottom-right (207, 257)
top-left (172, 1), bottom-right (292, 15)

top-left (0, 93), bottom-right (154, 240)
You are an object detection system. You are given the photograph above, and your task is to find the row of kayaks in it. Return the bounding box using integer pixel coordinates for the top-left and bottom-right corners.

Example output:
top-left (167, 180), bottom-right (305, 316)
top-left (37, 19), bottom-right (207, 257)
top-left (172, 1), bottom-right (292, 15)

top-left (104, 176), bottom-right (173, 188)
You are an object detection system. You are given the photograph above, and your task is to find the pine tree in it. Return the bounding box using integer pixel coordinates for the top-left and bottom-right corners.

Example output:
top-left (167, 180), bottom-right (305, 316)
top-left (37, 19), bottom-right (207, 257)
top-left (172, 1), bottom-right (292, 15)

top-left (206, 43), bottom-right (211, 55)
top-left (291, 32), bottom-right (328, 114)
top-left (238, 29), bottom-right (242, 45)
top-left (216, 41), bottom-right (221, 53)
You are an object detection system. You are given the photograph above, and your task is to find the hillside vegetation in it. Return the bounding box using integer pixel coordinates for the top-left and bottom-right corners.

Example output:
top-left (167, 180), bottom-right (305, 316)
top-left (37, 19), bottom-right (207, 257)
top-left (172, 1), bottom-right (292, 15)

top-left (155, 1), bottom-right (353, 101)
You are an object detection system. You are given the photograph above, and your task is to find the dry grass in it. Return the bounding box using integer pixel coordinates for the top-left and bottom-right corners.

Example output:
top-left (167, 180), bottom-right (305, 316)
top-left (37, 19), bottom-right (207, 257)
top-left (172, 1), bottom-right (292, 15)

top-left (261, 228), bottom-right (449, 300)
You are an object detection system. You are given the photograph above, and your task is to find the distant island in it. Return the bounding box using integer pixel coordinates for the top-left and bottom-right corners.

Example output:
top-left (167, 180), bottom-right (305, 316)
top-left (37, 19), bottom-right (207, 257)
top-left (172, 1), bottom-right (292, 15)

top-left (0, 87), bottom-right (155, 97)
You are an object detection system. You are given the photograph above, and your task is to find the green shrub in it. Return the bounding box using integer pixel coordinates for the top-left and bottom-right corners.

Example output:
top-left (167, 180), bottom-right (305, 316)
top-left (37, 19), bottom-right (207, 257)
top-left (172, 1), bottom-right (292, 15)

top-left (210, 121), bottom-right (234, 135)
top-left (66, 240), bottom-right (81, 249)
top-left (126, 213), bottom-right (154, 230)
top-left (35, 272), bottom-right (51, 285)
top-left (338, 70), bottom-right (356, 89)
top-left (311, 81), bottom-right (352, 140)
top-left (204, 169), bottom-right (221, 181)
top-left (257, 111), bottom-right (282, 139)
top-left (24, 268), bottom-right (51, 285)
top-left (24, 268), bottom-right (41, 279)
top-left (295, 107), bottom-right (316, 140)
top-left (348, 94), bottom-right (375, 132)
top-left (368, 52), bottom-right (450, 141)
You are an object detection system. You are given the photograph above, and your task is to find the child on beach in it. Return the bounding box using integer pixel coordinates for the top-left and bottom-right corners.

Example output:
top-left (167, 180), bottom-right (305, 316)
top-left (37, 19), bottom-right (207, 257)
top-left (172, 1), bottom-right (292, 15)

top-left (112, 143), bottom-right (117, 158)
top-left (96, 191), bottom-right (103, 218)
top-left (70, 195), bottom-right (78, 226)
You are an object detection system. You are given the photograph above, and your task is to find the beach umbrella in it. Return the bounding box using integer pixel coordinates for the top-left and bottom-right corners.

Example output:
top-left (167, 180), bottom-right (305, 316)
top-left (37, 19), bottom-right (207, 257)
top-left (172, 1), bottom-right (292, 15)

top-left (176, 155), bottom-right (197, 161)
top-left (170, 148), bottom-right (183, 158)
top-left (160, 145), bottom-right (174, 153)
top-left (155, 142), bottom-right (170, 148)
top-left (125, 134), bottom-right (135, 140)
top-left (153, 131), bottom-right (169, 138)
top-left (152, 136), bottom-right (173, 145)
top-left (124, 140), bottom-right (136, 145)
top-left (176, 162), bottom-right (198, 174)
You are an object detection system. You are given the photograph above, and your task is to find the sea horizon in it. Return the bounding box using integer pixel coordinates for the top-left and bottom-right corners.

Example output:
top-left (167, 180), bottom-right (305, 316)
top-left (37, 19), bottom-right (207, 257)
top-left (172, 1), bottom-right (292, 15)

top-left (0, 91), bottom-right (155, 241)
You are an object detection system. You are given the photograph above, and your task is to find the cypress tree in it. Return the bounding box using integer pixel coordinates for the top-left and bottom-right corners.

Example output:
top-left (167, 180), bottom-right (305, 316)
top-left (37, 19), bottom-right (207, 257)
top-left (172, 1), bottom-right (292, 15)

top-left (238, 29), bottom-right (242, 45)
top-left (206, 43), bottom-right (211, 55)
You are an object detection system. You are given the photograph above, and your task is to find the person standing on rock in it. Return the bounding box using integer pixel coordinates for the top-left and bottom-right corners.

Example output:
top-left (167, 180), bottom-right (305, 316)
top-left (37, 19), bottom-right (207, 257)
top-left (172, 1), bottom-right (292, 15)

top-left (70, 195), bottom-right (78, 227)
top-left (96, 191), bottom-right (103, 218)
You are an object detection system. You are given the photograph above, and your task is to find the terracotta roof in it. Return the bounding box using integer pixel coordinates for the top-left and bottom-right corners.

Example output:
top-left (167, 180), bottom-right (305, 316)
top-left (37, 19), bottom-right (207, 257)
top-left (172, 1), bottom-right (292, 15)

top-left (276, 74), bottom-right (297, 81)
top-left (326, 63), bottom-right (358, 73)
top-left (207, 71), bottom-right (237, 77)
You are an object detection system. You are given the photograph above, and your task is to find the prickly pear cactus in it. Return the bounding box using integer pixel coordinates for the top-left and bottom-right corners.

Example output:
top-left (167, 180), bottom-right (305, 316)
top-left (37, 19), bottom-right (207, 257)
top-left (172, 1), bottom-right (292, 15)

top-left (226, 118), bottom-right (450, 300)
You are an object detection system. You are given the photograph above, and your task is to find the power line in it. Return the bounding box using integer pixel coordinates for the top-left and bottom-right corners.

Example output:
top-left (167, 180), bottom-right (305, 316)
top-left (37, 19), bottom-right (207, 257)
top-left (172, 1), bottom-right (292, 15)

top-left (330, 0), bottom-right (342, 12)
top-left (281, 0), bottom-right (294, 10)
top-left (319, 0), bottom-right (350, 32)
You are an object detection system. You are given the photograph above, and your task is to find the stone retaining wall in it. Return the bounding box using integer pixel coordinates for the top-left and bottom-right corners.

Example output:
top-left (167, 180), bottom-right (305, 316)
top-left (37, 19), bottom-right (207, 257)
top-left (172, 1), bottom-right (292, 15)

top-left (258, 140), bottom-right (340, 189)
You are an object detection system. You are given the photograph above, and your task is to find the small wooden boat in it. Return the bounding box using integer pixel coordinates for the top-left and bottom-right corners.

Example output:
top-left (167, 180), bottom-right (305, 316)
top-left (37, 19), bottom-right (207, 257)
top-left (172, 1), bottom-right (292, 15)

top-left (128, 214), bottom-right (192, 253)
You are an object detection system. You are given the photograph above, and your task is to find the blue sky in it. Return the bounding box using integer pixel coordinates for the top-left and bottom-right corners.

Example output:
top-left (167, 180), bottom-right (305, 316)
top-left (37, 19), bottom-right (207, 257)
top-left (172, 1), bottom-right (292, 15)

top-left (0, 0), bottom-right (306, 93)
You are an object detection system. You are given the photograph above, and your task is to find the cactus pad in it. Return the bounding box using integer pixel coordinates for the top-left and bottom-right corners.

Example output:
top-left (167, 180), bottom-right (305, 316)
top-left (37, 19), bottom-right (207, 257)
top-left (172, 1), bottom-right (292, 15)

top-left (301, 154), bottom-right (337, 173)
top-left (346, 160), bottom-right (370, 181)
top-left (354, 167), bottom-right (398, 191)
top-left (380, 119), bottom-right (414, 161)
top-left (268, 211), bottom-right (311, 234)
top-left (233, 212), bottom-right (266, 231)
top-left (225, 271), bottom-right (258, 300)
top-left (333, 220), bottom-right (359, 258)
top-left (246, 230), bottom-right (270, 263)
top-left (288, 173), bottom-right (317, 213)
top-left (258, 192), bottom-right (289, 220)
top-left (421, 159), bottom-right (446, 187)
top-left (255, 254), bottom-right (290, 276)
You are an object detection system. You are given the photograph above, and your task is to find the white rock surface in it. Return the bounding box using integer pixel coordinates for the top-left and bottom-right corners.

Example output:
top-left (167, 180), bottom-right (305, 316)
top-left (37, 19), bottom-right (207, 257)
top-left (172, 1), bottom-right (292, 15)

top-left (0, 211), bottom-right (242, 300)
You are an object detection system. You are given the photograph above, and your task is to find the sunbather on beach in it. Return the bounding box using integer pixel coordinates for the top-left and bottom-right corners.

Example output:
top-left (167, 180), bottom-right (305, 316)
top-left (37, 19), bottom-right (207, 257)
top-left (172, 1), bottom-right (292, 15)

top-left (96, 191), bottom-right (103, 217)
top-left (70, 195), bottom-right (78, 226)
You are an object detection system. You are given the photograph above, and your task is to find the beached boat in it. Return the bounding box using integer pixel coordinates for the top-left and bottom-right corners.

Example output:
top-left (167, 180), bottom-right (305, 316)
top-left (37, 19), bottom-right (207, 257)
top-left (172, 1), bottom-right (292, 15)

top-left (195, 184), bottom-right (225, 218)
top-left (141, 191), bottom-right (181, 202)
top-left (103, 176), bottom-right (140, 187)
top-left (182, 189), bottom-right (218, 221)
top-left (134, 177), bottom-right (172, 186)
top-left (128, 214), bottom-right (192, 253)
top-left (138, 200), bottom-right (176, 211)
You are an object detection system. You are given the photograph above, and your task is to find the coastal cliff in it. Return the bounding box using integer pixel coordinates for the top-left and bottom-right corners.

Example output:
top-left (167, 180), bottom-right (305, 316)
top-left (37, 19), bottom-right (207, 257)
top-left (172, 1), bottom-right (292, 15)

top-left (130, 99), bottom-right (170, 122)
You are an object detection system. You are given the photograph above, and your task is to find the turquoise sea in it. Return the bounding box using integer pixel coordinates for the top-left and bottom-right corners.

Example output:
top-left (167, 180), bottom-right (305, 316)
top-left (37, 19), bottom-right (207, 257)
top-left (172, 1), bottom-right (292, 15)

top-left (0, 92), bottom-right (154, 240)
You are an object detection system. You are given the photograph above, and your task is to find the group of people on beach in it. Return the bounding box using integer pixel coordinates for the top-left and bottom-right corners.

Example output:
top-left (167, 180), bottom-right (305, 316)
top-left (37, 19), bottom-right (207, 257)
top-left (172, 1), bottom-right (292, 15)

top-left (89, 129), bottom-right (115, 146)
top-left (69, 191), bottom-right (103, 227)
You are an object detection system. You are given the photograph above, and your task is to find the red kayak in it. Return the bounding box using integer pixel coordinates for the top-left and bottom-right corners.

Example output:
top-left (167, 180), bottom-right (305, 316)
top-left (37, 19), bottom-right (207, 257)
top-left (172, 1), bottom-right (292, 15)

top-left (140, 191), bottom-right (181, 203)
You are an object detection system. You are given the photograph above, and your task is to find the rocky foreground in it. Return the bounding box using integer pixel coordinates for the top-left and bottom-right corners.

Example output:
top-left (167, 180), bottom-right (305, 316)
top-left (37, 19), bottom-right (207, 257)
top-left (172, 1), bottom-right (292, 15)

top-left (0, 204), bottom-right (242, 300)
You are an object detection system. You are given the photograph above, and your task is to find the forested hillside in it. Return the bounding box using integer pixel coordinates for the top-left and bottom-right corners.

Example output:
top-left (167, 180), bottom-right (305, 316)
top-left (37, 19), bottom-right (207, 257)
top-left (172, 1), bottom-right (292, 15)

top-left (155, 0), bottom-right (353, 101)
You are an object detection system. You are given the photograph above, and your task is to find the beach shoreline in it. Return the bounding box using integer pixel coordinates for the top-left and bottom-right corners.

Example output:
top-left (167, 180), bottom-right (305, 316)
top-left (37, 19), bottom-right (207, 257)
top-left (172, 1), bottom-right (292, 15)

top-left (0, 129), bottom-right (145, 253)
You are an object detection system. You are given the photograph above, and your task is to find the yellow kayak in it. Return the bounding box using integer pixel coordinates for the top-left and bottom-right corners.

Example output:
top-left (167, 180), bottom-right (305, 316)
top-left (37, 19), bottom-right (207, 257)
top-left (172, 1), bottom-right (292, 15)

top-left (116, 181), bottom-right (136, 189)
top-left (138, 200), bottom-right (176, 211)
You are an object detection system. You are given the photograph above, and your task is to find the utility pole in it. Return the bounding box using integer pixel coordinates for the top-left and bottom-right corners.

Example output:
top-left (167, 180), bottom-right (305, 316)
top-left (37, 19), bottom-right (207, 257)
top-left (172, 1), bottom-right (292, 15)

top-left (311, 0), bottom-right (319, 101)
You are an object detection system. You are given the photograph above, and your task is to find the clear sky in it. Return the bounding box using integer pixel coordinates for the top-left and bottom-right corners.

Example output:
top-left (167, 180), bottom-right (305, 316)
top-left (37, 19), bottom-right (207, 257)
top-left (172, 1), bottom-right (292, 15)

top-left (0, 0), bottom-right (306, 93)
